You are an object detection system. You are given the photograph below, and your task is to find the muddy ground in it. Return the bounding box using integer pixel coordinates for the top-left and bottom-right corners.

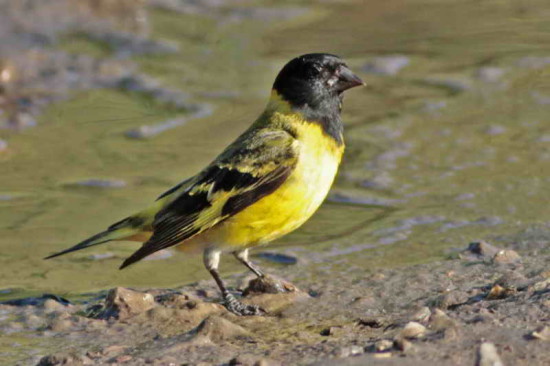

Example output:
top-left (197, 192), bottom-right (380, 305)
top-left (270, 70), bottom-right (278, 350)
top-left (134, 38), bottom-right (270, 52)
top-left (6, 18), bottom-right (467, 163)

top-left (2, 238), bottom-right (548, 366)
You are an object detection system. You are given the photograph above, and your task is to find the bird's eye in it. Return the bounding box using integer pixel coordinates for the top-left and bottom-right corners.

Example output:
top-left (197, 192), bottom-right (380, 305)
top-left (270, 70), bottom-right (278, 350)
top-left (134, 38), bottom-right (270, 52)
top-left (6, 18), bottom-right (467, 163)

top-left (309, 63), bottom-right (322, 76)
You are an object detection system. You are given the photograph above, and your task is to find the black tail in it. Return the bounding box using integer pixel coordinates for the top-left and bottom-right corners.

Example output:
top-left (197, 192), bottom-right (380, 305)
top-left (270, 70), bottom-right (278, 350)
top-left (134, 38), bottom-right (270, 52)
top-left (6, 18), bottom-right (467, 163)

top-left (44, 231), bottom-right (113, 259)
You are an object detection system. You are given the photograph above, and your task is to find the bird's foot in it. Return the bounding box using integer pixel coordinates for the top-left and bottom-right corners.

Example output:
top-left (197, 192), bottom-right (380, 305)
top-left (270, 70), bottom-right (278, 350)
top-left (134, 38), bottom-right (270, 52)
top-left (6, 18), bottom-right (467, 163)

top-left (224, 293), bottom-right (265, 316)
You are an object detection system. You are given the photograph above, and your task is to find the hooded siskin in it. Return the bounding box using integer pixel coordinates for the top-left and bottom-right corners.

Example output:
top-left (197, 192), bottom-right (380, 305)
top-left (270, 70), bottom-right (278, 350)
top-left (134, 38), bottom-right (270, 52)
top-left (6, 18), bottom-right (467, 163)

top-left (45, 53), bottom-right (364, 315)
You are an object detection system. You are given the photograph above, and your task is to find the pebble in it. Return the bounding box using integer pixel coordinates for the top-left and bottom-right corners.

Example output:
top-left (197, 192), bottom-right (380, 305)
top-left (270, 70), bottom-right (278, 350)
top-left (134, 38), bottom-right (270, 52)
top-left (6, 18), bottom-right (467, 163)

top-left (477, 342), bottom-right (504, 366)
top-left (97, 287), bottom-right (156, 320)
top-left (467, 241), bottom-right (499, 258)
top-left (429, 309), bottom-right (457, 332)
top-left (399, 321), bottom-right (426, 339)
top-left (0, 139), bottom-right (7, 152)
top-left (374, 339), bottom-right (393, 352)
top-left (529, 326), bottom-right (550, 341)
top-left (102, 345), bottom-right (127, 356)
top-left (339, 345), bottom-right (364, 357)
top-left (48, 318), bottom-right (74, 332)
top-left (492, 249), bottom-right (521, 264)
top-left (410, 306), bottom-right (431, 322)
top-left (37, 352), bottom-right (91, 366)
top-left (363, 55), bottom-right (410, 75)
top-left (22, 314), bottom-right (45, 329)
top-left (486, 284), bottom-right (516, 300)
top-left (320, 326), bottom-right (342, 336)
top-left (494, 272), bottom-right (528, 290)
top-left (393, 337), bottom-right (413, 352)
top-left (43, 298), bottom-right (67, 312)
top-left (430, 291), bottom-right (468, 310)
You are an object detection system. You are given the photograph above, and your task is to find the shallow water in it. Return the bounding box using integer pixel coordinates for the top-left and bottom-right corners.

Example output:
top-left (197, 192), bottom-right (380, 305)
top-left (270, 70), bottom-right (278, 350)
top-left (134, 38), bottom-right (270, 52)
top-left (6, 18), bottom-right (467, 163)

top-left (1, 0), bottom-right (549, 303)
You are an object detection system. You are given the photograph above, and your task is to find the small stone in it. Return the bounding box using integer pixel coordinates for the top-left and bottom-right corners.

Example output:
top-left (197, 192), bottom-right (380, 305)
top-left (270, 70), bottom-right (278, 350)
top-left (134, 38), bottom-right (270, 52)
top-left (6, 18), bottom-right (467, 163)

top-left (429, 309), bottom-right (457, 332)
top-left (529, 326), bottom-right (550, 341)
top-left (375, 339), bottom-right (393, 352)
top-left (243, 275), bottom-right (298, 295)
top-left (410, 307), bottom-right (431, 322)
top-left (320, 326), bottom-right (342, 336)
top-left (98, 287), bottom-right (156, 320)
top-left (531, 278), bottom-right (550, 292)
top-left (399, 322), bottom-right (426, 339)
top-left (477, 342), bottom-right (503, 366)
top-left (0, 139), bottom-right (7, 152)
top-left (43, 299), bottom-right (67, 312)
top-left (356, 317), bottom-right (386, 328)
top-left (116, 355), bottom-right (132, 363)
top-left (48, 318), bottom-right (74, 332)
top-left (486, 284), bottom-right (515, 300)
top-left (494, 272), bottom-right (528, 290)
top-left (22, 314), bottom-right (45, 329)
top-left (467, 241), bottom-right (499, 258)
top-left (36, 352), bottom-right (87, 366)
top-left (429, 291), bottom-right (468, 310)
top-left (339, 345), bottom-right (364, 358)
top-left (492, 249), bottom-right (521, 264)
top-left (102, 345), bottom-right (127, 356)
top-left (393, 337), bottom-right (413, 352)
top-left (254, 358), bottom-right (281, 366)
top-left (229, 355), bottom-right (258, 366)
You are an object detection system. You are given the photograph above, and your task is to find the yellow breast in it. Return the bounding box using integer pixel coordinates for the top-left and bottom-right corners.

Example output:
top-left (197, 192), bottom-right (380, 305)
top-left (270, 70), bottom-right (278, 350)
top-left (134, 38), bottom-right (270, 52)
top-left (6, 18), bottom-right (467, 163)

top-left (195, 116), bottom-right (344, 251)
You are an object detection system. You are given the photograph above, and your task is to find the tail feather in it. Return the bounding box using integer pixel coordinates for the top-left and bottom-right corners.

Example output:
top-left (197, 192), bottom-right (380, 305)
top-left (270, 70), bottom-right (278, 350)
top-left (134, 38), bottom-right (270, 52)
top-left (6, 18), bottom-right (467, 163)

top-left (44, 217), bottom-right (142, 260)
top-left (119, 246), bottom-right (149, 269)
top-left (44, 231), bottom-right (114, 259)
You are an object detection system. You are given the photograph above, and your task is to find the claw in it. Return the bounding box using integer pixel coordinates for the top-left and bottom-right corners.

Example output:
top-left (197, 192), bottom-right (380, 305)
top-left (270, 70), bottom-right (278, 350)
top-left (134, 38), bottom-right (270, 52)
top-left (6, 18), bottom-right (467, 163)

top-left (224, 293), bottom-right (265, 316)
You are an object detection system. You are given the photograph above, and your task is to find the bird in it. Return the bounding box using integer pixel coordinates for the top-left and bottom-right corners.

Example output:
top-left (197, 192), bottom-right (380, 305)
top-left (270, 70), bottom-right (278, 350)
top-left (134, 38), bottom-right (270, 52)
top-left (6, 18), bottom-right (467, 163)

top-left (45, 53), bottom-right (364, 315)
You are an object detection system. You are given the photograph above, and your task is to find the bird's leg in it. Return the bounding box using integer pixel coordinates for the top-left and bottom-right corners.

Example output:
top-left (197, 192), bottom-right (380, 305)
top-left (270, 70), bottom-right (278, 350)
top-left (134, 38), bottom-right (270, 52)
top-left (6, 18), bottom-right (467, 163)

top-left (203, 248), bottom-right (264, 316)
top-left (233, 249), bottom-right (264, 278)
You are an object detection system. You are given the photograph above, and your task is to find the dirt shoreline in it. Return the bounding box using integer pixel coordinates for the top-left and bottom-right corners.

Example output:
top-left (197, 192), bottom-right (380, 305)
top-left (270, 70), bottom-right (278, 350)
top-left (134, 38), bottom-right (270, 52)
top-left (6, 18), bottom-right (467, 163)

top-left (1, 239), bottom-right (548, 365)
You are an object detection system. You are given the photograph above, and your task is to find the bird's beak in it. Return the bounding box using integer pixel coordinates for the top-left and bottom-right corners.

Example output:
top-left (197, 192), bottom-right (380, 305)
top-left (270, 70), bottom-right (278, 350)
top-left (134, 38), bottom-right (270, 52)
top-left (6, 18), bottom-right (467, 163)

top-left (336, 65), bottom-right (365, 92)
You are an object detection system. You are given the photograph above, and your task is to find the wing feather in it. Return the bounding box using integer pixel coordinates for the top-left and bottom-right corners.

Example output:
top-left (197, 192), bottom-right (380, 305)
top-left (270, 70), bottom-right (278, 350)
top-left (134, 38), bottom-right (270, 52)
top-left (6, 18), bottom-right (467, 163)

top-left (120, 129), bottom-right (298, 268)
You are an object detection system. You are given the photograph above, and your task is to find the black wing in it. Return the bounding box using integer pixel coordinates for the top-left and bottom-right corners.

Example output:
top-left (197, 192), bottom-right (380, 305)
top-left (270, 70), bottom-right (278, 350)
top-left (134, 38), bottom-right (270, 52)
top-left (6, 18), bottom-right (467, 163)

top-left (120, 129), bottom-right (298, 268)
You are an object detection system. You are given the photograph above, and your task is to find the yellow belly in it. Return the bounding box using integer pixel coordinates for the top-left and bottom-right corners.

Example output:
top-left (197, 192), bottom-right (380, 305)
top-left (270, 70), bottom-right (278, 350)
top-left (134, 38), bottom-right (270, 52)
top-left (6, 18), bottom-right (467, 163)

top-left (190, 123), bottom-right (343, 251)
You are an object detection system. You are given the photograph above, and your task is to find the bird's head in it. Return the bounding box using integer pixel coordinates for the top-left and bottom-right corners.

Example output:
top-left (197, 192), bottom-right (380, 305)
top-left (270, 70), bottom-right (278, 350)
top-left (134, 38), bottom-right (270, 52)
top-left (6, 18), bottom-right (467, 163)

top-left (272, 53), bottom-right (364, 112)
